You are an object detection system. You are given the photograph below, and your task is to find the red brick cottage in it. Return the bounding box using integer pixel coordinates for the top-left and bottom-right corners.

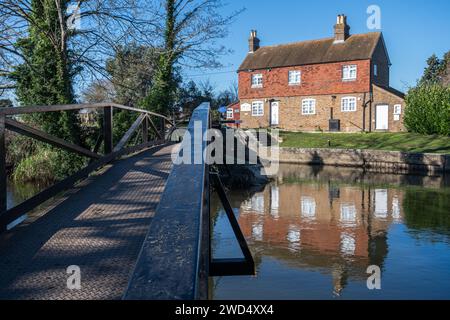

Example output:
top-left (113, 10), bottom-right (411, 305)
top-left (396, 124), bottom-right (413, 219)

top-left (228, 15), bottom-right (405, 132)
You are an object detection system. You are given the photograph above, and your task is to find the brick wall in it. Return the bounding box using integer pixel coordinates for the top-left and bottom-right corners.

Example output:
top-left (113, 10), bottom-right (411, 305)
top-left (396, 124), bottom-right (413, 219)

top-left (372, 85), bottom-right (405, 132)
top-left (226, 101), bottom-right (240, 128)
top-left (237, 58), bottom-right (405, 132)
top-left (278, 148), bottom-right (449, 173)
top-left (239, 92), bottom-right (370, 132)
top-left (238, 59), bottom-right (371, 99)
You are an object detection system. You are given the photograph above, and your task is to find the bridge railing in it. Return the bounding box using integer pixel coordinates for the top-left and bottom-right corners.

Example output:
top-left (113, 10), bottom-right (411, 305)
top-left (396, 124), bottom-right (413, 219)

top-left (124, 102), bottom-right (211, 300)
top-left (124, 102), bottom-right (255, 300)
top-left (0, 103), bottom-right (175, 232)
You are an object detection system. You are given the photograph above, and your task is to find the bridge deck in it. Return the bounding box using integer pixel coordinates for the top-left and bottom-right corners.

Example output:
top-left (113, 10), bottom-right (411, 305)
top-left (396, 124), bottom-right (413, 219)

top-left (0, 144), bottom-right (174, 300)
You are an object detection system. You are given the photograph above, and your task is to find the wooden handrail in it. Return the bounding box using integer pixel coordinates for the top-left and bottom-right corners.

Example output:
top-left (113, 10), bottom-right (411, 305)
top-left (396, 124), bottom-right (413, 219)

top-left (0, 102), bottom-right (179, 229)
top-left (6, 119), bottom-right (101, 159)
top-left (0, 103), bottom-right (174, 126)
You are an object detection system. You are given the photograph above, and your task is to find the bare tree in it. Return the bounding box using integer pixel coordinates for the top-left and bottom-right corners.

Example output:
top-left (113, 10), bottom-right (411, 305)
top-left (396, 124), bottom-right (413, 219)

top-left (0, 0), bottom-right (157, 97)
top-left (1, 0), bottom-right (243, 104)
top-left (141, 0), bottom-right (243, 113)
top-left (145, 0), bottom-right (243, 69)
top-left (229, 80), bottom-right (238, 101)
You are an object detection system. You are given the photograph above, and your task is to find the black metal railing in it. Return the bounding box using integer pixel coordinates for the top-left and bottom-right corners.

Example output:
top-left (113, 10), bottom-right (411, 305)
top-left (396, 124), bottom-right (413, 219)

top-left (124, 102), bottom-right (254, 300)
top-left (0, 103), bottom-right (175, 232)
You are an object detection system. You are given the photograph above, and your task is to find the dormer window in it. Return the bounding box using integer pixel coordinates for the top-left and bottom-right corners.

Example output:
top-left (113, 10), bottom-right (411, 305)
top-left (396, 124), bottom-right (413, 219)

top-left (342, 65), bottom-right (357, 81)
top-left (288, 70), bottom-right (301, 85)
top-left (251, 74), bottom-right (263, 88)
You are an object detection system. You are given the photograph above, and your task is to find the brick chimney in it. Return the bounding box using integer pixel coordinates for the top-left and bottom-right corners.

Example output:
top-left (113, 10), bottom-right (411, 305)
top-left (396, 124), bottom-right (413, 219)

top-left (248, 30), bottom-right (260, 53)
top-left (334, 14), bottom-right (350, 43)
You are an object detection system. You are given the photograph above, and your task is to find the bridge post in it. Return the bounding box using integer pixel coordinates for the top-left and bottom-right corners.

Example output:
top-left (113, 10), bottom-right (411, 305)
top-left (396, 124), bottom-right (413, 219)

top-left (142, 116), bottom-right (148, 143)
top-left (0, 114), bottom-right (6, 214)
top-left (103, 106), bottom-right (113, 154)
top-left (160, 118), bottom-right (165, 141)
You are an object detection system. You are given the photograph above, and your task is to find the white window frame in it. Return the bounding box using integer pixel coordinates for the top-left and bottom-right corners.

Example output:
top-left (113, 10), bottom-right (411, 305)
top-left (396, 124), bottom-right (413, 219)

top-left (251, 73), bottom-right (263, 88)
top-left (341, 97), bottom-right (357, 112)
top-left (374, 64), bottom-right (378, 77)
top-left (288, 70), bottom-right (301, 85)
top-left (302, 99), bottom-right (316, 115)
top-left (301, 196), bottom-right (316, 219)
top-left (342, 65), bottom-right (357, 81)
top-left (251, 101), bottom-right (264, 117)
top-left (226, 108), bottom-right (233, 119)
top-left (394, 104), bottom-right (402, 115)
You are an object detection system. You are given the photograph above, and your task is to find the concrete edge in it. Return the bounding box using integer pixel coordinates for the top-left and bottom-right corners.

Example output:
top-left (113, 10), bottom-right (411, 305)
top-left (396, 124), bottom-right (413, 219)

top-left (278, 147), bottom-right (450, 173)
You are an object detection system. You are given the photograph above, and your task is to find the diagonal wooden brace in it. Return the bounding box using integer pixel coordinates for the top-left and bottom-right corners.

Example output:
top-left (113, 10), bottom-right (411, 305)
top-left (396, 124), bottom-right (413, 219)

top-left (5, 119), bottom-right (101, 159)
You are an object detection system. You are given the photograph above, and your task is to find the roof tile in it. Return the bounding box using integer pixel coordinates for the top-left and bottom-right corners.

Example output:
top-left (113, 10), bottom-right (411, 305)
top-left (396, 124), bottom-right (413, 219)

top-left (238, 33), bottom-right (381, 71)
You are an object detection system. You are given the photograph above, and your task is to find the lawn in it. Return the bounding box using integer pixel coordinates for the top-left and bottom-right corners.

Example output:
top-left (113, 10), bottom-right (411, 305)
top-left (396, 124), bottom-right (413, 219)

top-left (279, 132), bottom-right (450, 154)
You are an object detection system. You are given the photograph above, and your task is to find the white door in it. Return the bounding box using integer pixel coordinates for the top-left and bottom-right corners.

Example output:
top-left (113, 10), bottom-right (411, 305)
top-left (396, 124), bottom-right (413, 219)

top-left (376, 105), bottom-right (389, 130)
top-left (271, 102), bottom-right (279, 126)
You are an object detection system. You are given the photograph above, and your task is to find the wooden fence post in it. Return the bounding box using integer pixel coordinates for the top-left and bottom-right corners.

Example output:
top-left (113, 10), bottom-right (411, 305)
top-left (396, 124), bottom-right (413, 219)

top-left (142, 116), bottom-right (149, 143)
top-left (161, 118), bottom-right (166, 141)
top-left (103, 106), bottom-right (113, 154)
top-left (0, 114), bottom-right (7, 213)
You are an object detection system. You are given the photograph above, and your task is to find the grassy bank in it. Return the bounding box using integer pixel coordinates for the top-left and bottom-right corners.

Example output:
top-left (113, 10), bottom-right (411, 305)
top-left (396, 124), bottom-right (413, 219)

top-left (279, 132), bottom-right (450, 154)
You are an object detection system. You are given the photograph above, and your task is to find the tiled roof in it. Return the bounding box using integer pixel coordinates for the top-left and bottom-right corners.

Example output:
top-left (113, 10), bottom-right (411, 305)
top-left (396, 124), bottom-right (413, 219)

top-left (239, 32), bottom-right (382, 71)
top-left (373, 84), bottom-right (405, 99)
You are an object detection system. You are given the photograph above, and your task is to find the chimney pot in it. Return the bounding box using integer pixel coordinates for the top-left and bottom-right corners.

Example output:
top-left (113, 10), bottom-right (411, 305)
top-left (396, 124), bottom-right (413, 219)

top-left (249, 29), bottom-right (260, 53)
top-left (334, 14), bottom-right (350, 43)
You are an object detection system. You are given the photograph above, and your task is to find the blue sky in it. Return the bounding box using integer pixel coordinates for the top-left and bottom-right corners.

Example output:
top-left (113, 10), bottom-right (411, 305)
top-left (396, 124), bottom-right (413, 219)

top-left (184, 0), bottom-right (450, 93)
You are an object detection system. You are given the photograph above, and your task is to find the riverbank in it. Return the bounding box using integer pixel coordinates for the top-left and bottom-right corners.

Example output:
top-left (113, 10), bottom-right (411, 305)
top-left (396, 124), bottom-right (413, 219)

top-left (280, 132), bottom-right (450, 154)
top-left (278, 147), bottom-right (450, 173)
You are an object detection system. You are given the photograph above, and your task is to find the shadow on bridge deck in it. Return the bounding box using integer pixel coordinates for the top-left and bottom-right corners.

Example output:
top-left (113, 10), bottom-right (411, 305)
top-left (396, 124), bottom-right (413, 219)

top-left (0, 144), bottom-right (175, 300)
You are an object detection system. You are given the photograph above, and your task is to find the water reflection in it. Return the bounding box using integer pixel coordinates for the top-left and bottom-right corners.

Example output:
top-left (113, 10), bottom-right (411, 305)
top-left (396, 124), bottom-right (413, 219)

top-left (211, 165), bottom-right (450, 300)
top-left (7, 179), bottom-right (47, 210)
top-left (6, 179), bottom-right (50, 229)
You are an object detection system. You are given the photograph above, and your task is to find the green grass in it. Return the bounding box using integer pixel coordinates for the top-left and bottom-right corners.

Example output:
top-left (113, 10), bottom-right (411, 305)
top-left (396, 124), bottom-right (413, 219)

top-left (280, 132), bottom-right (450, 154)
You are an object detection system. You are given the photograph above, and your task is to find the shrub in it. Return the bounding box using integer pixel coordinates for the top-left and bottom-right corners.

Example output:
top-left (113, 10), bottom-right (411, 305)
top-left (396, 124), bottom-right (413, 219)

top-left (404, 83), bottom-right (450, 135)
top-left (6, 134), bottom-right (38, 171)
top-left (13, 148), bottom-right (61, 183)
top-left (13, 147), bottom-right (86, 184)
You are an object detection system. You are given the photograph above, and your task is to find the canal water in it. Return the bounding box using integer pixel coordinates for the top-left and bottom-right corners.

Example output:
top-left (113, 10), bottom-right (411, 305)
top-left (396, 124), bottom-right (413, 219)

top-left (211, 164), bottom-right (450, 300)
top-left (6, 179), bottom-right (50, 229)
top-left (6, 179), bottom-right (46, 210)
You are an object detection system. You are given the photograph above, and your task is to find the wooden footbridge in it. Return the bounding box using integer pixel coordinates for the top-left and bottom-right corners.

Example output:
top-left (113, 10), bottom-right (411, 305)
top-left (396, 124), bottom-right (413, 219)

top-left (0, 103), bottom-right (254, 300)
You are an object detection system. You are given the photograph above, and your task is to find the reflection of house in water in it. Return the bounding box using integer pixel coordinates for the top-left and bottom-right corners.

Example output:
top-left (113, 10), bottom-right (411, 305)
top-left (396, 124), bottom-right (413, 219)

top-left (238, 173), bottom-right (404, 296)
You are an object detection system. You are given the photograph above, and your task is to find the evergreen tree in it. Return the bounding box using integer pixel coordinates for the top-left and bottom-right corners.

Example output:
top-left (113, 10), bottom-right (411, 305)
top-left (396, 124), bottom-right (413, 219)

top-left (141, 0), bottom-right (178, 115)
top-left (12, 0), bottom-right (81, 144)
top-left (440, 51), bottom-right (450, 86)
top-left (420, 54), bottom-right (444, 85)
top-left (10, 0), bottom-right (84, 182)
